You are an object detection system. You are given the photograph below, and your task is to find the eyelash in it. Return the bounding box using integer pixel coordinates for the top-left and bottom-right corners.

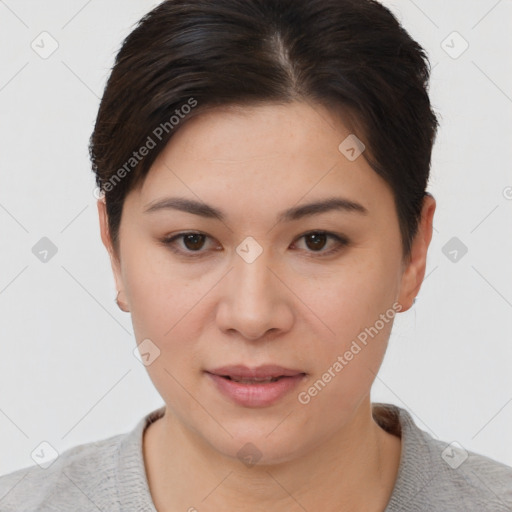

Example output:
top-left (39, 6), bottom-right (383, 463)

top-left (159, 230), bottom-right (349, 259)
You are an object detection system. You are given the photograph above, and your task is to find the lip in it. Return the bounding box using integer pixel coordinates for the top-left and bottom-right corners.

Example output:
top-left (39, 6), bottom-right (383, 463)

top-left (205, 365), bottom-right (307, 408)
top-left (207, 364), bottom-right (305, 379)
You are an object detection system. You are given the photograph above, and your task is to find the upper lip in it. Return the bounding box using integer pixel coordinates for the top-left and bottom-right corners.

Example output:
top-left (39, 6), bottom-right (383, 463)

top-left (206, 364), bottom-right (306, 379)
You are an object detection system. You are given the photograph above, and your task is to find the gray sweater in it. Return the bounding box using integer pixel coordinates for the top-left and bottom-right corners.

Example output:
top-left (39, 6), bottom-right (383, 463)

top-left (1, 403), bottom-right (511, 511)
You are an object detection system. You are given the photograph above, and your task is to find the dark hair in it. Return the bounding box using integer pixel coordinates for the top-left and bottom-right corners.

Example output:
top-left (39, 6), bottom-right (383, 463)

top-left (89, 0), bottom-right (439, 262)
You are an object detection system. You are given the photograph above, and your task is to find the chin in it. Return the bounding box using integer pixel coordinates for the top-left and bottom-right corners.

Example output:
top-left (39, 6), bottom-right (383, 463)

top-left (202, 425), bottom-right (310, 468)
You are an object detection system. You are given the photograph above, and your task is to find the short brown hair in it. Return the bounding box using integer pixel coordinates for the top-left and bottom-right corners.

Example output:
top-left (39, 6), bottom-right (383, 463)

top-left (89, 0), bottom-right (439, 261)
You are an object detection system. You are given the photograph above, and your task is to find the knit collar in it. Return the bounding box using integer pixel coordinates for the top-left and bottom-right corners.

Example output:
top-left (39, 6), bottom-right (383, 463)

top-left (114, 403), bottom-right (434, 511)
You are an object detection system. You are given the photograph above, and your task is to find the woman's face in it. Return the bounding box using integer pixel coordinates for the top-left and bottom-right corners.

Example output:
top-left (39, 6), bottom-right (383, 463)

top-left (99, 101), bottom-right (433, 464)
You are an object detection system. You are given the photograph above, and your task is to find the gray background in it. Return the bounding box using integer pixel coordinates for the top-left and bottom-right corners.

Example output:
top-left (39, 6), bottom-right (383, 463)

top-left (1, 0), bottom-right (511, 476)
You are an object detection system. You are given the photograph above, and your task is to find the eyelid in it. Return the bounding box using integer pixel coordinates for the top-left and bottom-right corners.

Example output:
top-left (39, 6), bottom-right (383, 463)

top-left (160, 230), bottom-right (349, 258)
top-left (160, 231), bottom-right (217, 258)
top-left (291, 230), bottom-right (349, 257)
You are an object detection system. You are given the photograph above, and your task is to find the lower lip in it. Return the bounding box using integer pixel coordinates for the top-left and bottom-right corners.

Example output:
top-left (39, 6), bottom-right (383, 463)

top-left (205, 372), bottom-right (306, 407)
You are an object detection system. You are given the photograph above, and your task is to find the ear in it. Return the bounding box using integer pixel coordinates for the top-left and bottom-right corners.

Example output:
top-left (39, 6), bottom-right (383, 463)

top-left (97, 197), bottom-right (127, 306)
top-left (396, 193), bottom-right (436, 312)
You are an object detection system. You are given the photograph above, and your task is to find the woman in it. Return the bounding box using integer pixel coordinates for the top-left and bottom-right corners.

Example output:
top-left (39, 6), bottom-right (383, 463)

top-left (1, 0), bottom-right (511, 510)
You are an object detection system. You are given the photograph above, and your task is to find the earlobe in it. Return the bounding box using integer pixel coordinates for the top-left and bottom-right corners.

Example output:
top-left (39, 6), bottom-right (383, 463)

top-left (115, 289), bottom-right (130, 313)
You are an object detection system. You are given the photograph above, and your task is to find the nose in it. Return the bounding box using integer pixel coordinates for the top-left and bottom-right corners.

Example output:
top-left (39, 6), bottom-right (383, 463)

top-left (215, 250), bottom-right (294, 341)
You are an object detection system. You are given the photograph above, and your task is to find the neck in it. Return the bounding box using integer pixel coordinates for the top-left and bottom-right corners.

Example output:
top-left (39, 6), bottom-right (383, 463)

top-left (143, 397), bottom-right (401, 512)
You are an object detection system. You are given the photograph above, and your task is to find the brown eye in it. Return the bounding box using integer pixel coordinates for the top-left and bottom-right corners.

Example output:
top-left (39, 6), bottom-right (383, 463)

top-left (304, 232), bottom-right (328, 251)
top-left (293, 231), bottom-right (349, 257)
top-left (161, 230), bottom-right (348, 259)
top-left (160, 231), bottom-right (215, 257)
top-left (182, 233), bottom-right (206, 251)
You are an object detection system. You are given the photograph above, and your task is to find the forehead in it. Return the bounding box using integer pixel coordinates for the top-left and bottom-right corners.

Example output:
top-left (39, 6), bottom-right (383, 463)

top-left (132, 101), bottom-right (394, 220)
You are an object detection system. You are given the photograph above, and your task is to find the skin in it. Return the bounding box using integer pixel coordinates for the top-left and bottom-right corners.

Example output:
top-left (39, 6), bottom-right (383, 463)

top-left (98, 101), bottom-right (435, 511)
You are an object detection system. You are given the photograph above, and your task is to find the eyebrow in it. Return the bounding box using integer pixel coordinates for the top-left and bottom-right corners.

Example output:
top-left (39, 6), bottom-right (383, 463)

top-left (143, 196), bottom-right (369, 222)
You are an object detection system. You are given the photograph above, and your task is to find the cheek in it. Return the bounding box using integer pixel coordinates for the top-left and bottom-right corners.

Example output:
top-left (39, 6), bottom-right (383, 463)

top-left (304, 254), bottom-right (398, 340)
top-left (122, 239), bottom-right (197, 334)
top-left (295, 256), bottom-right (398, 400)
top-left (122, 241), bottom-right (218, 368)
top-left (296, 316), bottom-right (394, 424)
top-left (123, 250), bottom-right (208, 417)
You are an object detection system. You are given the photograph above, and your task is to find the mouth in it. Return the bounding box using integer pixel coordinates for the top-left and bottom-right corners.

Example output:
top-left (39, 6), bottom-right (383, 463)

top-left (204, 365), bottom-right (307, 407)
top-left (215, 374), bottom-right (300, 384)
top-left (205, 364), bottom-right (307, 381)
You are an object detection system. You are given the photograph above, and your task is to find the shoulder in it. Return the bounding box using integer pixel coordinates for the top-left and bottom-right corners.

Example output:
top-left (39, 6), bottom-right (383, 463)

top-left (373, 403), bottom-right (512, 511)
top-left (0, 432), bottom-right (126, 512)
top-left (425, 435), bottom-right (512, 509)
